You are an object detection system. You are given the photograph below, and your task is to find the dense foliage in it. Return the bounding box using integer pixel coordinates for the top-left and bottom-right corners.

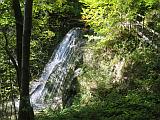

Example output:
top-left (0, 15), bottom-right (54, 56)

top-left (36, 0), bottom-right (160, 119)
top-left (0, 0), bottom-right (160, 119)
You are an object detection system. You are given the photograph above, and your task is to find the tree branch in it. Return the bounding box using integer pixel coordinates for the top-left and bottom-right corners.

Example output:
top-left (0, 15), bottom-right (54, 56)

top-left (3, 32), bottom-right (18, 71)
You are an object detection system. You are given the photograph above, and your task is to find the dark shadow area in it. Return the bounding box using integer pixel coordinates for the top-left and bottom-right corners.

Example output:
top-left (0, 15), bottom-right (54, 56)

top-left (48, 0), bottom-right (84, 42)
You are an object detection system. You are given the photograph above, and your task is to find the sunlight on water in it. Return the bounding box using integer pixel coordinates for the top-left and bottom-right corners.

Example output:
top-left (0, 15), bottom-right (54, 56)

top-left (30, 28), bottom-right (82, 110)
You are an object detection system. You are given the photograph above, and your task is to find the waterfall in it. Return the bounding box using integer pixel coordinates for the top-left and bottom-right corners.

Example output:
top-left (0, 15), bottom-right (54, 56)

top-left (30, 28), bottom-right (83, 110)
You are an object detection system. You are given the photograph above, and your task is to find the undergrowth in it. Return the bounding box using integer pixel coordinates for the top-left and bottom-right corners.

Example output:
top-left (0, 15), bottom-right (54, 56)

top-left (36, 38), bottom-right (160, 120)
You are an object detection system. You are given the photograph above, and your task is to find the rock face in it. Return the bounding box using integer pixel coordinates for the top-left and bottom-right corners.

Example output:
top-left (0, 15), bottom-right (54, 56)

top-left (30, 28), bottom-right (83, 110)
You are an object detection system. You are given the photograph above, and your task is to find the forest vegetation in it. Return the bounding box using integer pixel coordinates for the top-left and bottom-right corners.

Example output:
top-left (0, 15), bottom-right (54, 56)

top-left (0, 0), bottom-right (160, 120)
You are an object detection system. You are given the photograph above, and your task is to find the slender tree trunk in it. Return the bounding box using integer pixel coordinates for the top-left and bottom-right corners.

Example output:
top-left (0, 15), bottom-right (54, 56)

top-left (18, 0), bottom-right (34, 119)
top-left (12, 0), bottom-right (23, 89)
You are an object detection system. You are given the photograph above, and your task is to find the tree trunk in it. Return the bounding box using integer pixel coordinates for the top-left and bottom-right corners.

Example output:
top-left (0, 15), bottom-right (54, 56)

top-left (12, 0), bottom-right (23, 89)
top-left (18, 0), bottom-right (34, 119)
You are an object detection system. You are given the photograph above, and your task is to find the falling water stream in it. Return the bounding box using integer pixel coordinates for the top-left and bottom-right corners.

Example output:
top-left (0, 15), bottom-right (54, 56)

top-left (29, 28), bottom-right (83, 110)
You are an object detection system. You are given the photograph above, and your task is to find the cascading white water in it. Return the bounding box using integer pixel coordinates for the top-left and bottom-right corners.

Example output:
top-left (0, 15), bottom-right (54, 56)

top-left (30, 28), bottom-right (83, 110)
